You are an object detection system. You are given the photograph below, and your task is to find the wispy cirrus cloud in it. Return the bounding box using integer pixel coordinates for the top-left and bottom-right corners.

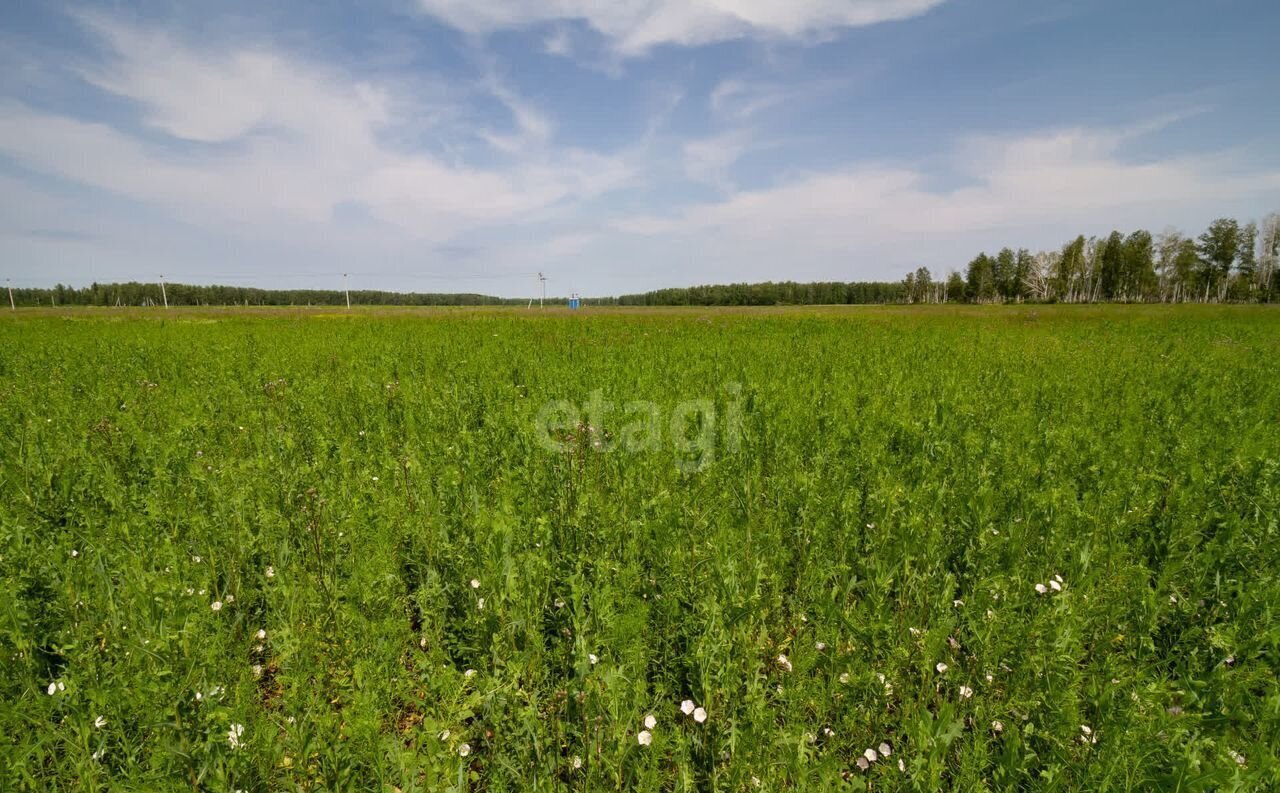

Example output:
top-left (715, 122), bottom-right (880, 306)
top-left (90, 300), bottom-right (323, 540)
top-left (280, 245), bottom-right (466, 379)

top-left (615, 121), bottom-right (1280, 257)
top-left (416, 0), bottom-right (949, 54)
top-left (0, 14), bottom-right (638, 246)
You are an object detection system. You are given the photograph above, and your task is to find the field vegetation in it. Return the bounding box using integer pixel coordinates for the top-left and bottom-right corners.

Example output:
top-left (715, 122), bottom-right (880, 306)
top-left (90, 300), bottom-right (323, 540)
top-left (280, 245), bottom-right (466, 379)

top-left (2, 305), bottom-right (1278, 791)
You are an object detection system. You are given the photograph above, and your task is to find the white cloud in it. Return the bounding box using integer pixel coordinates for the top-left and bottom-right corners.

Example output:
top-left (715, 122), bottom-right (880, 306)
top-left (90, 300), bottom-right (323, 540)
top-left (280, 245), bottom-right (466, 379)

top-left (0, 17), bottom-right (636, 246)
top-left (682, 130), bottom-right (752, 189)
top-left (614, 123), bottom-right (1280, 265)
top-left (543, 27), bottom-right (573, 57)
top-left (417, 0), bottom-right (948, 54)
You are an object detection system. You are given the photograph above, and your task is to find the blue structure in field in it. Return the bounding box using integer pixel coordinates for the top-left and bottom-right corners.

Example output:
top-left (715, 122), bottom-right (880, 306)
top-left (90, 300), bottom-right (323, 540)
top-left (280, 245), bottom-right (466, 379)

top-left (568, 293), bottom-right (581, 310)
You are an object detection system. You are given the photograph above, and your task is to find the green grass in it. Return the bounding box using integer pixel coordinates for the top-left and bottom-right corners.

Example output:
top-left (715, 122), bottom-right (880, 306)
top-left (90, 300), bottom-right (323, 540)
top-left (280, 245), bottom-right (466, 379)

top-left (2, 305), bottom-right (1278, 791)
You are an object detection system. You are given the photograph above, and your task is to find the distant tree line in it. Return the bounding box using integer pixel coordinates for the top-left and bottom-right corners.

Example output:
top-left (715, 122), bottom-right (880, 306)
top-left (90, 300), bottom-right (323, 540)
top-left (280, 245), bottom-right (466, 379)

top-left (6, 214), bottom-right (1276, 308)
top-left (615, 281), bottom-right (905, 306)
top-left (4, 281), bottom-right (529, 308)
top-left (943, 214), bottom-right (1280, 304)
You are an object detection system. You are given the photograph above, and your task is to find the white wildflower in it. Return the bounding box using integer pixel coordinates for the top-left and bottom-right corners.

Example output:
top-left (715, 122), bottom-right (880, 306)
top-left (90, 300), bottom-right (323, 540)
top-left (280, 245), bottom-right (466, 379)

top-left (992, 720), bottom-right (1004, 733)
top-left (256, 629), bottom-right (267, 640)
top-left (864, 748), bottom-right (878, 762)
top-left (252, 664), bottom-right (263, 678)
top-left (588, 653), bottom-right (598, 665)
top-left (680, 699), bottom-right (695, 715)
top-left (815, 641), bottom-right (826, 651)
top-left (644, 714), bottom-right (656, 730)
top-left (856, 757), bottom-right (870, 771)
top-left (898, 758), bottom-right (905, 772)
top-left (211, 601), bottom-right (223, 612)
top-left (776, 654), bottom-right (792, 672)
top-left (1035, 583), bottom-right (1048, 594)
top-left (637, 730), bottom-right (652, 746)
top-left (440, 729), bottom-right (450, 740)
top-left (959, 685), bottom-right (973, 699)
top-left (470, 579), bottom-right (480, 589)
top-left (1080, 725), bottom-right (1092, 736)
top-left (47, 682), bottom-right (58, 696)
top-left (458, 743), bottom-right (471, 757)
top-left (572, 756), bottom-right (583, 769)
top-left (464, 669), bottom-right (476, 679)
top-left (227, 723), bottom-right (244, 750)
top-left (477, 597), bottom-right (485, 611)
top-left (693, 707), bottom-right (707, 723)
top-left (879, 742), bottom-right (892, 756)
top-left (94, 715), bottom-right (107, 729)
top-left (839, 672), bottom-right (850, 684)
top-left (265, 566), bottom-right (275, 578)
top-left (936, 662), bottom-right (948, 673)
top-left (1049, 580), bottom-right (1062, 592)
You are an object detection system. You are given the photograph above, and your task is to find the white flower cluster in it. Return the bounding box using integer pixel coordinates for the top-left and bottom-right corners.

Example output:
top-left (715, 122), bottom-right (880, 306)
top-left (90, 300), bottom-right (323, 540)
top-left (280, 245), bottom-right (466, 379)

top-left (1035, 574), bottom-right (1065, 594)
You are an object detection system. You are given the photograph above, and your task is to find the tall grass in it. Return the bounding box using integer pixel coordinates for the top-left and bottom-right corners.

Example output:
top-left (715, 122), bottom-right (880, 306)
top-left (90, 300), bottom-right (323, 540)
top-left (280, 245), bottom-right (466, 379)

top-left (1, 305), bottom-right (1277, 790)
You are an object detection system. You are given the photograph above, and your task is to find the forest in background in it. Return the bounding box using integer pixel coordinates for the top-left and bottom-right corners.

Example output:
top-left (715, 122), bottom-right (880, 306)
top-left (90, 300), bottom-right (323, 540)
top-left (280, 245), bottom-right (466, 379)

top-left (6, 215), bottom-right (1277, 308)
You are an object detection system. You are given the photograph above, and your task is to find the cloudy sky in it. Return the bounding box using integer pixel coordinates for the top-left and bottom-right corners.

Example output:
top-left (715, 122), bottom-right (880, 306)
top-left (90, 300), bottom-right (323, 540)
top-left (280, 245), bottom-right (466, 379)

top-left (2, 0), bottom-right (1278, 297)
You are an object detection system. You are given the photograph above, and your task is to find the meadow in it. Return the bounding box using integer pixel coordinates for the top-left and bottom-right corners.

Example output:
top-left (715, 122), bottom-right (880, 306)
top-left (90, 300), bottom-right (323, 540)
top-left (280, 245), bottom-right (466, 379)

top-left (1, 305), bottom-right (1278, 791)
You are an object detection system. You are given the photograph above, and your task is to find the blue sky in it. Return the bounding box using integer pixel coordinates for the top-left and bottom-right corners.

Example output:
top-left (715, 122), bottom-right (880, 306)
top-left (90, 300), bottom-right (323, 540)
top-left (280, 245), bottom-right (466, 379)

top-left (2, 0), bottom-right (1278, 297)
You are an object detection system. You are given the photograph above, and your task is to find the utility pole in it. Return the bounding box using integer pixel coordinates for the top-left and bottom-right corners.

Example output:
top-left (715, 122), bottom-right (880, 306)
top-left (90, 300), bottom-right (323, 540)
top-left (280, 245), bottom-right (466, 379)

top-left (6, 278), bottom-right (13, 311)
top-left (159, 275), bottom-right (169, 309)
top-left (538, 272), bottom-right (547, 309)
top-left (344, 273), bottom-right (351, 309)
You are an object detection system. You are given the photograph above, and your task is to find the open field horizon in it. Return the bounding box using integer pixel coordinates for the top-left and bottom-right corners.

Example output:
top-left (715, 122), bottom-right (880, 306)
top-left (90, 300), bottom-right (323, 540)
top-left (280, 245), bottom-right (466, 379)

top-left (3, 305), bottom-right (1278, 790)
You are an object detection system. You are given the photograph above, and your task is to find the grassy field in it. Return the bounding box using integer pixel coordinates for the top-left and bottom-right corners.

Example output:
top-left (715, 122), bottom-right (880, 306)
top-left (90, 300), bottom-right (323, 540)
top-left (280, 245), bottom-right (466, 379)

top-left (2, 305), bottom-right (1278, 791)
